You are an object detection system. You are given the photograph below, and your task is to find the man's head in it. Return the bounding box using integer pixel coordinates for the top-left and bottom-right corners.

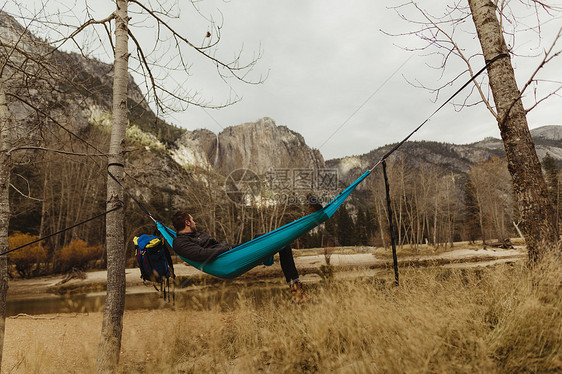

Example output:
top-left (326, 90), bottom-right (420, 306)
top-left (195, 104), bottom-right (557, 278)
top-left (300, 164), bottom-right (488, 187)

top-left (306, 195), bottom-right (323, 214)
top-left (172, 210), bottom-right (197, 233)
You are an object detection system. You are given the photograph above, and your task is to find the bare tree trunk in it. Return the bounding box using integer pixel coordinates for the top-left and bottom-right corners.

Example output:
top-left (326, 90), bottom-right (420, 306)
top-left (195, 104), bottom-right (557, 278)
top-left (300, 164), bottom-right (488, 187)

top-left (477, 193), bottom-right (486, 245)
top-left (0, 76), bottom-right (11, 368)
top-left (446, 177), bottom-right (453, 248)
top-left (555, 177), bottom-right (560, 232)
top-left (96, 1), bottom-right (129, 372)
top-left (468, 0), bottom-right (558, 261)
top-left (433, 194), bottom-right (438, 248)
top-left (39, 166), bottom-right (50, 239)
top-left (513, 221), bottom-right (525, 240)
top-left (374, 195), bottom-right (387, 249)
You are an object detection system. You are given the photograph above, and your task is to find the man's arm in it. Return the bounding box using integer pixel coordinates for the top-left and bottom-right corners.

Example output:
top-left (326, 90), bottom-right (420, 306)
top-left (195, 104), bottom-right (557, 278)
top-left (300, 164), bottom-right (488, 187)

top-left (198, 235), bottom-right (222, 249)
top-left (173, 234), bottom-right (231, 263)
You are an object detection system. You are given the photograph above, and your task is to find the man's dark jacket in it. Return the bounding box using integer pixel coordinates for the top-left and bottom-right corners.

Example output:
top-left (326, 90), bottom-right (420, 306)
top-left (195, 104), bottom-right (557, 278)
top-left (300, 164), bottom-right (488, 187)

top-left (172, 231), bottom-right (232, 263)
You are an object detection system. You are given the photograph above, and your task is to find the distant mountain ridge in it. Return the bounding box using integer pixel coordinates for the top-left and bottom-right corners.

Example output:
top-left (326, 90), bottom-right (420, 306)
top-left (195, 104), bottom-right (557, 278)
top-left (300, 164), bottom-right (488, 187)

top-left (166, 118), bottom-right (562, 190)
top-left (530, 125), bottom-right (562, 141)
top-left (325, 126), bottom-right (562, 186)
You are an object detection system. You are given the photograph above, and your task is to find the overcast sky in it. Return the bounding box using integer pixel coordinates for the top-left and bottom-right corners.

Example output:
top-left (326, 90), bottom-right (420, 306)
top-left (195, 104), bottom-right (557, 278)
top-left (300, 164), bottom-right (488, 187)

top-left (5, 0), bottom-right (562, 160)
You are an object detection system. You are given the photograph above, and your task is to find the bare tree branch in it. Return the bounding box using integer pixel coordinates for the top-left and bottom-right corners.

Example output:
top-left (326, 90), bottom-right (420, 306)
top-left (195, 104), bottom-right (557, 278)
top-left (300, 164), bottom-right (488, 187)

top-left (10, 173), bottom-right (42, 201)
top-left (497, 27), bottom-right (562, 124)
top-left (385, 0), bottom-right (561, 120)
top-left (52, 12), bottom-right (116, 50)
top-left (7, 146), bottom-right (108, 157)
top-left (128, 0), bottom-right (265, 84)
top-left (5, 93), bottom-right (106, 155)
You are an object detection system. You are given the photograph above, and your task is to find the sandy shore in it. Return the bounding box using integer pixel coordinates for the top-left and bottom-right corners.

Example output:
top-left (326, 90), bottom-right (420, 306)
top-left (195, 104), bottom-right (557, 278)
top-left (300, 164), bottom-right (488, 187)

top-left (6, 246), bottom-right (527, 299)
top-left (3, 309), bottom-right (208, 373)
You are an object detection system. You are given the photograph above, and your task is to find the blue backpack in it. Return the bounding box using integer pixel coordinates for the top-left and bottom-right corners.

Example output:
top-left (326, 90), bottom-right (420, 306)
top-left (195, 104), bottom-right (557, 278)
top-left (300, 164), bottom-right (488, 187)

top-left (133, 234), bottom-right (174, 284)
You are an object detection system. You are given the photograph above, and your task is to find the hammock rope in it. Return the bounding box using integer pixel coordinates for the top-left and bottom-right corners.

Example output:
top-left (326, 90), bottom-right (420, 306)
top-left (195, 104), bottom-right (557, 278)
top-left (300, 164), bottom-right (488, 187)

top-left (0, 206), bottom-right (122, 257)
top-left (369, 53), bottom-right (508, 172)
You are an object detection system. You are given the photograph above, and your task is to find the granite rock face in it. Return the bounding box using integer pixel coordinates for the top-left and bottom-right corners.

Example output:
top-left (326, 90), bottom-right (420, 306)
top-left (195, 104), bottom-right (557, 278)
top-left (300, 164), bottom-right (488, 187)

top-left (171, 128), bottom-right (217, 170)
top-left (213, 118), bottom-right (324, 174)
top-left (530, 125), bottom-right (562, 141)
top-left (173, 118), bottom-right (325, 175)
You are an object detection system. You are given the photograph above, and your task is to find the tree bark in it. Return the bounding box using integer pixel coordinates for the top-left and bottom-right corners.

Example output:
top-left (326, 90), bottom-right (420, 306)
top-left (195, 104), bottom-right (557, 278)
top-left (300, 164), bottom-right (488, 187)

top-left (374, 195), bottom-right (387, 249)
top-left (96, 1), bottom-right (129, 372)
top-left (0, 77), bottom-right (11, 368)
top-left (468, 0), bottom-right (558, 261)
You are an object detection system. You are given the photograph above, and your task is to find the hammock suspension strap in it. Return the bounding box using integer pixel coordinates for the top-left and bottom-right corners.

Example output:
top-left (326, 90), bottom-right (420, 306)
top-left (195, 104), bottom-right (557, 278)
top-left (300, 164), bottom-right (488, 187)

top-left (382, 160), bottom-right (399, 286)
top-left (0, 205), bottom-right (122, 257)
top-left (107, 162), bottom-right (156, 223)
top-left (369, 53), bottom-right (509, 172)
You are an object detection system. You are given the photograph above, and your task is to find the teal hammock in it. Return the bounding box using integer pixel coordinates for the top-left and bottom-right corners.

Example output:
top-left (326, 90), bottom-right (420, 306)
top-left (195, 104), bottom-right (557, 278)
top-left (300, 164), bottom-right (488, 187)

top-left (156, 170), bottom-right (371, 279)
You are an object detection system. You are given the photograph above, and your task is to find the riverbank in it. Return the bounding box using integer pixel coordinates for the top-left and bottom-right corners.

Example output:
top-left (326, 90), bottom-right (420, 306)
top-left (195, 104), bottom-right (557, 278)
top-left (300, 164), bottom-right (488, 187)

top-left (7, 245), bottom-right (527, 300)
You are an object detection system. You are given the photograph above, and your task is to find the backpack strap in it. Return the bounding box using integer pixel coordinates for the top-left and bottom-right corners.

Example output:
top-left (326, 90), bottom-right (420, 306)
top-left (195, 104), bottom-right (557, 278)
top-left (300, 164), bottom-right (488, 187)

top-left (163, 241), bottom-right (175, 304)
top-left (162, 238), bottom-right (175, 278)
top-left (158, 231), bottom-right (175, 303)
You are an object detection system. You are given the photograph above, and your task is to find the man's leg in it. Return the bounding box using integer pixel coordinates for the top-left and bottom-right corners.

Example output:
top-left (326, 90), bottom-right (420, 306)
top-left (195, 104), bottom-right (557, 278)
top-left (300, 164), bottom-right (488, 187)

top-left (278, 244), bottom-right (299, 284)
top-left (279, 244), bottom-right (309, 302)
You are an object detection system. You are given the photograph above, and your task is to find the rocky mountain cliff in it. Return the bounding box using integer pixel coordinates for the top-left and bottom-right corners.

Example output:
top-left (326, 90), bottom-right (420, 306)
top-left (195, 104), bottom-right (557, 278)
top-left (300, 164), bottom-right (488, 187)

top-left (171, 118), bottom-right (325, 175)
top-left (166, 118), bottom-right (562, 193)
top-left (530, 125), bottom-right (562, 141)
top-left (0, 10), bottom-right (184, 146)
top-left (464, 126), bottom-right (562, 163)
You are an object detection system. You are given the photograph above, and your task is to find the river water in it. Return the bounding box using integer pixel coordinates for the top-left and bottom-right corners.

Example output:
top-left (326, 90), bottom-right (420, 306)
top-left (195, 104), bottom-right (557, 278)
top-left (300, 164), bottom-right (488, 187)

top-left (6, 283), bottom-right (285, 317)
top-left (6, 256), bottom-right (522, 316)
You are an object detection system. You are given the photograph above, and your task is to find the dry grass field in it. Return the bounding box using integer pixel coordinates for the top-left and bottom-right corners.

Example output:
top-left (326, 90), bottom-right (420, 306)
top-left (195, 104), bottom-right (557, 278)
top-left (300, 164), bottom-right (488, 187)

top-left (3, 253), bottom-right (561, 373)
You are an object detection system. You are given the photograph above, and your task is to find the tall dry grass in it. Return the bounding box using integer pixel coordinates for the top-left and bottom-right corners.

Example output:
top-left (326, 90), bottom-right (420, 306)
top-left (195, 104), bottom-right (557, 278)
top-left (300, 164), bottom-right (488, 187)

top-left (136, 257), bottom-right (561, 373)
top-left (6, 256), bottom-right (561, 373)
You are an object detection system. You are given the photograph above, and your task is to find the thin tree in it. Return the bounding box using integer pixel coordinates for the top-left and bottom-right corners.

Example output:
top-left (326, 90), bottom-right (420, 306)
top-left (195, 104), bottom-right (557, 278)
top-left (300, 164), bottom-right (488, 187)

top-left (0, 68), bottom-right (11, 369)
top-left (463, 177), bottom-right (481, 243)
top-left (96, 1), bottom-right (128, 371)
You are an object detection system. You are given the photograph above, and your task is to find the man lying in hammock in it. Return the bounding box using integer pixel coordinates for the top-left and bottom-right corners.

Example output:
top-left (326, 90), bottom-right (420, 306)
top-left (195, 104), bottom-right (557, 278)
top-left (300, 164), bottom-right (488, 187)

top-left (171, 210), bottom-right (307, 300)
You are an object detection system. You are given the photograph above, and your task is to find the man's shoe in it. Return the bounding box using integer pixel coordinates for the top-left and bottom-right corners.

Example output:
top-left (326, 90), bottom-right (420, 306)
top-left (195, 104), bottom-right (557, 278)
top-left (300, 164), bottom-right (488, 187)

top-left (289, 281), bottom-right (310, 303)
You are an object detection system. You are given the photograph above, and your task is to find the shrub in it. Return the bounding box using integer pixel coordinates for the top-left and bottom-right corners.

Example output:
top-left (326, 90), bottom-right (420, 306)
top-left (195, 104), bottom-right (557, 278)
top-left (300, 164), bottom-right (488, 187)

top-left (8, 232), bottom-right (48, 278)
top-left (58, 239), bottom-right (103, 272)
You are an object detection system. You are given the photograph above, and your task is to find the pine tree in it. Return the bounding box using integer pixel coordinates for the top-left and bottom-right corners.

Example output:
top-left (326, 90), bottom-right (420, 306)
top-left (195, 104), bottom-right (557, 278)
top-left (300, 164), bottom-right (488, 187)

top-left (542, 153), bottom-right (559, 233)
top-left (336, 205), bottom-right (355, 246)
top-left (542, 153), bottom-right (559, 206)
top-left (354, 207), bottom-right (369, 245)
top-left (463, 178), bottom-right (480, 243)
